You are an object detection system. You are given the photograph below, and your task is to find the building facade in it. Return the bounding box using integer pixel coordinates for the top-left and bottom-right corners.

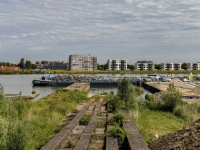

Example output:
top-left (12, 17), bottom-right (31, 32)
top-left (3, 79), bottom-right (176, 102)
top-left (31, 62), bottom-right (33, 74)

top-left (108, 59), bottom-right (127, 70)
top-left (135, 61), bottom-right (154, 70)
top-left (161, 63), bottom-right (181, 70)
top-left (187, 63), bottom-right (200, 70)
top-left (69, 54), bottom-right (97, 70)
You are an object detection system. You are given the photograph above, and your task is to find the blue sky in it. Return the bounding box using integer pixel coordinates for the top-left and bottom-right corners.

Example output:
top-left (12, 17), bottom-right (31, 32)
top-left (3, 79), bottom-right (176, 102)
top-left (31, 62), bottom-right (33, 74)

top-left (0, 0), bottom-right (200, 64)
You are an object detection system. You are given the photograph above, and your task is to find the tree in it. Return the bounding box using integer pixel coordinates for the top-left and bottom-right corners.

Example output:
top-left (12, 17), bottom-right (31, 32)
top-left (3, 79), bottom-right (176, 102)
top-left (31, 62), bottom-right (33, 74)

top-left (97, 63), bottom-right (108, 70)
top-left (19, 58), bottom-right (25, 69)
top-left (127, 64), bottom-right (134, 70)
top-left (155, 64), bottom-right (161, 71)
top-left (25, 60), bottom-right (32, 69)
top-left (181, 63), bottom-right (187, 70)
top-left (162, 83), bottom-right (183, 111)
top-left (31, 64), bottom-right (37, 69)
top-left (118, 77), bottom-right (138, 111)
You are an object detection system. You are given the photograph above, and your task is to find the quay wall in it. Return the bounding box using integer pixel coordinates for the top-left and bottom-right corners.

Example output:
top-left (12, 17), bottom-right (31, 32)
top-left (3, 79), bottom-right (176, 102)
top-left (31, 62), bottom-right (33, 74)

top-left (143, 83), bottom-right (160, 93)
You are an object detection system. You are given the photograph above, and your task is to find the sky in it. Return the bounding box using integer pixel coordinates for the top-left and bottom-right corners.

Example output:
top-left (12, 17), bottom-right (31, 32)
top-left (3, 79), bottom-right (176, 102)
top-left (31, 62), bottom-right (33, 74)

top-left (0, 0), bottom-right (200, 64)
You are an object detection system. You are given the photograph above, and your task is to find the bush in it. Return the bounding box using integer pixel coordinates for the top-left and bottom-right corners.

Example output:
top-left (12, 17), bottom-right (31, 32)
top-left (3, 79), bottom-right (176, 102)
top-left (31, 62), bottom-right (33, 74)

top-left (32, 91), bottom-right (36, 94)
top-left (96, 120), bottom-right (106, 128)
top-left (108, 95), bottom-right (124, 113)
top-left (108, 113), bottom-right (125, 125)
top-left (79, 115), bottom-right (92, 125)
top-left (107, 126), bottom-right (131, 147)
top-left (162, 83), bottom-right (183, 111)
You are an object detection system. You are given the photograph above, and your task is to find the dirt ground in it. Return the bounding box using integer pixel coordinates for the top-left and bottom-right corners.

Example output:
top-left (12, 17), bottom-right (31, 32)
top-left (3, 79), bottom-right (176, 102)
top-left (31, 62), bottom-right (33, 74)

top-left (147, 78), bottom-right (200, 104)
top-left (148, 119), bottom-right (200, 150)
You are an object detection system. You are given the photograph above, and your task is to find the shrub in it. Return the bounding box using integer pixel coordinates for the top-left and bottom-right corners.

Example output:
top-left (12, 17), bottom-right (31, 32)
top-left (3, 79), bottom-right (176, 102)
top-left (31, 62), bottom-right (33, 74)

top-left (107, 126), bottom-right (131, 147)
top-left (162, 83), bottom-right (183, 111)
top-left (96, 120), bottom-right (106, 128)
top-left (79, 115), bottom-right (92, 125)
top-left (32, 91), bottom-right (36, 94)
top-left (108, 113), bottom-right (125, 125)
top-left (108, 95), bottom-right (124, 113)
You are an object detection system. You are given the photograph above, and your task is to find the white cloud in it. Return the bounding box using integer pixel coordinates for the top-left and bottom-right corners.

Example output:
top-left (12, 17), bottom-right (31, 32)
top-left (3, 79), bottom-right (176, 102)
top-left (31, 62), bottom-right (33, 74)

top-left (0, 0), bottom-right (200, 63)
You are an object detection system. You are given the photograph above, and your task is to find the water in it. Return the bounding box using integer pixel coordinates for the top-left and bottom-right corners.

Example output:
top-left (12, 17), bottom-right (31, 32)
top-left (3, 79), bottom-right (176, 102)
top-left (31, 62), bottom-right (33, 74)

top-left (0, 73), bottom-right (198, 100)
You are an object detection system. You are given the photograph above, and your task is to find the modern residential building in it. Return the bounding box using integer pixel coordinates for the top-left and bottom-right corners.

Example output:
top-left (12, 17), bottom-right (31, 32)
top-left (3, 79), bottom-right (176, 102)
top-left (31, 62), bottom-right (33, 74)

top-left (187, 63), bottom-right (200, 70)
top-left (36, 61), bottom-right (68, 70)
top-left (161, 63), bottom-right (181, 70)
top-left (108, 59), bottom-right (127, 70)
top-left (135, 61), bottom-right (154, 70)
top-left (69, 54), bottom-right (97, 70)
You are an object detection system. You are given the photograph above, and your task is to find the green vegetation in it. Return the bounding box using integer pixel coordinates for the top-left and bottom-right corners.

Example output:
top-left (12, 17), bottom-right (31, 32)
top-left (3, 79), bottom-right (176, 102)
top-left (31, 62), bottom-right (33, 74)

top-left (96, 120), bottom-right (106, 128)
top-left (181, 62), bottom-right (187, 70)
top-left (0, 90), bottom-right (89, 150)
top-left (107, 126), bottom-right (131, 147)
top-left (79, 115), bottom-right (92, 125)
top-left (107, 113), bottom-right (125, 126)
top-left (32, 91), bottom-right (36, 94)
top-left (131, 109), bottom-right (185, 143)
top-left (131, 83), bottom-right (200, 143)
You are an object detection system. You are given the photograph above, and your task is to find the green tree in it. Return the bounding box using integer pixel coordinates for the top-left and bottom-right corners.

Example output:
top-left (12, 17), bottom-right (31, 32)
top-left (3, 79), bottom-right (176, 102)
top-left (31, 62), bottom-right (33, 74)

top-left (25, 60), bottom-right (32, 69)
top-left (181, 63), bottom-right (187, 70)
top-left (155, 64), bottom-right (161, 70)
top-left (31, 64), bottom-right (37, 69)
top-left (19, 58), bottom-right (25, 69)
top-left (118, 77), bottom-right (138, 111)
top-left (127, 64), bottom-right (135, 70)
top-left (97, 63), bottom-right (108, 70)
top-left (5, 62), bottom-right (11, 67)
top-left (162, 83), bottom-right (183, 111)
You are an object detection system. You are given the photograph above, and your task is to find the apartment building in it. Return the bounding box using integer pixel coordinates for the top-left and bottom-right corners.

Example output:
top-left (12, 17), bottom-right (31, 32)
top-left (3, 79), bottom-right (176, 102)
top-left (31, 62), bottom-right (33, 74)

top-left (36, 61), bottom-right (68, 70)
top-left (187, 63), bottom-right (200, 70)
top-left (135, 61), bottom-right (154, 70)
top-left (161, 63), bottom-right (181, 70)
top-left (108, 59), bottom-right (127, 70)
top-left (69, 54), bottom-right (97, 70)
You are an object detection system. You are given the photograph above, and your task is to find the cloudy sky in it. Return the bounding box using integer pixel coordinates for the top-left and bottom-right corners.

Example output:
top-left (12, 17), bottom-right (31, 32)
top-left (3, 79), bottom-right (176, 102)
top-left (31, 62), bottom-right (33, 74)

top-left (0, 0), bottom-right (200, 64)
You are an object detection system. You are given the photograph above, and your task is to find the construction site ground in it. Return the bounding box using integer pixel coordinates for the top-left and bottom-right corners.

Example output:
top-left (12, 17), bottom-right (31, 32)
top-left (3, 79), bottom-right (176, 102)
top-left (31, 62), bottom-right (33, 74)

top-left (146, 78), bottom-right (200, 104)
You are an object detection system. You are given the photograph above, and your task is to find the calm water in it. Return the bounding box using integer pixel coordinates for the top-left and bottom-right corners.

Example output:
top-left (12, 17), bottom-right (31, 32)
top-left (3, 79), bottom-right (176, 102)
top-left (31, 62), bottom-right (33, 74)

top-left (0, 73), bottom-right (198, 100)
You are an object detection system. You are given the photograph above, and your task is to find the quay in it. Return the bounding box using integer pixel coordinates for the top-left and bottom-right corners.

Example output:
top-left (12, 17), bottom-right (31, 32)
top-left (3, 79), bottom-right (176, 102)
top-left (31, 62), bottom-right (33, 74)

top-left (63, 82), bottom-right (90, 92)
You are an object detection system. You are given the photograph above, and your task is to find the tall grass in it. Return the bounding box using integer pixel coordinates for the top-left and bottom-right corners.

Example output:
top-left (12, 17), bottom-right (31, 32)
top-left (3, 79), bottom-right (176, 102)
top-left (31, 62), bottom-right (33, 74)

top-left (0, 90), bottom-right (89, 150)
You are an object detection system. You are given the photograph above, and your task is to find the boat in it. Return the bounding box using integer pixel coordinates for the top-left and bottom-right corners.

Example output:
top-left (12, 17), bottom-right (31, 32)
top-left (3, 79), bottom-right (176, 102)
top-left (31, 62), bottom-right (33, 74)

top-left (32, 75), bottom-right (53, 86)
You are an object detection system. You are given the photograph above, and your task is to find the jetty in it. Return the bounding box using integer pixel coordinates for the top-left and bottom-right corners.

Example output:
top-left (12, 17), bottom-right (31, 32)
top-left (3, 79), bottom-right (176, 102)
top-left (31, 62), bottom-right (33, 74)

top-left (63, 82), bottom-right (90, 92)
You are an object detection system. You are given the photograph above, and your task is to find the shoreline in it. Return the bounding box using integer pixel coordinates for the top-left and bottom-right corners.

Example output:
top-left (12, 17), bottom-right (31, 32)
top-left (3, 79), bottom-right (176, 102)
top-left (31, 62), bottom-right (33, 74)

top-left (0, 70), bottom-right (200, 74)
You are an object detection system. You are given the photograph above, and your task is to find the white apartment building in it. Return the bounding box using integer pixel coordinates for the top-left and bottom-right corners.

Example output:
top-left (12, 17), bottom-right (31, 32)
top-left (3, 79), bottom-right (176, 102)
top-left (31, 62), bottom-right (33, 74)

top-left (135, 61), bottom-right (154, 70)
top-left (108, 59), bottom-right (127, 70)
top-left (69, 54), bottom-right (97, 70)
top-left (161, 63), bottom-right (181, 70)
top-left (187, 63), bottom-right (200, 70)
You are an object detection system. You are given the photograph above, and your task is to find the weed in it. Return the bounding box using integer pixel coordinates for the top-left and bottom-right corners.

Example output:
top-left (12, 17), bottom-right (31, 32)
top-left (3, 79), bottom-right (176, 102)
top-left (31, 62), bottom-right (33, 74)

top-left (107, 126), bottom-right (132, 147)
top-left (108, 113), bottom-right (125, 125)
top-left (96, 120), bottom-right (106, 128)
top-left (79, 115), bottom-right (92, 125)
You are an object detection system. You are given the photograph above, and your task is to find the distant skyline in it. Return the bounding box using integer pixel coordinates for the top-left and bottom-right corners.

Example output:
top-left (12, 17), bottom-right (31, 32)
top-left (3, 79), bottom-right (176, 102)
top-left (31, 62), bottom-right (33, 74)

top-left (0, 0), bottom-right (200, 64)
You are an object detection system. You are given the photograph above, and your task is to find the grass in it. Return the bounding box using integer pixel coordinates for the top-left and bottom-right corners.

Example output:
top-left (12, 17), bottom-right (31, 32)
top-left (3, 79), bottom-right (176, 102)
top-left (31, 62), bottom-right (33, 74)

top-left (131, 109), bottom-right (185, 144)
top-left (0, 90), bottom-right (90, 150)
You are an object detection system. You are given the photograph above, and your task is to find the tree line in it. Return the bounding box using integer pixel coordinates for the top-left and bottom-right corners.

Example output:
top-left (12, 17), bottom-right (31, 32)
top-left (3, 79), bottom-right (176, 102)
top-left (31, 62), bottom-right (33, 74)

top-left (0, 58), bottom-right (37, 69)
